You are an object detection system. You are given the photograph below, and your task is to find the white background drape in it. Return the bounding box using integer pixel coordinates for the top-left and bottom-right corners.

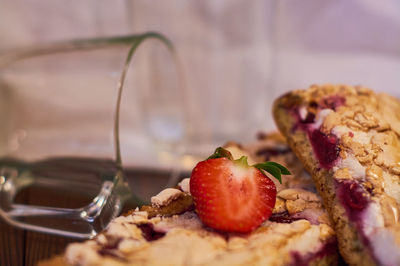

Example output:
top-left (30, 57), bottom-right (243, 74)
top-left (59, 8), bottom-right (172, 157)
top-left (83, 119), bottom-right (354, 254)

top-left (1, 0), bottom-right (399, 166)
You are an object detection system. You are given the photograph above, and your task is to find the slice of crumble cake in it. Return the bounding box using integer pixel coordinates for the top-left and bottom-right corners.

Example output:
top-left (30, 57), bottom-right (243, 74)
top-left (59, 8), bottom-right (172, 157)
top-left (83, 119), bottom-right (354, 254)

top-left (40, 134), bottom-right (337, 266)
top-left (273, 84), bottom-right (400, 266)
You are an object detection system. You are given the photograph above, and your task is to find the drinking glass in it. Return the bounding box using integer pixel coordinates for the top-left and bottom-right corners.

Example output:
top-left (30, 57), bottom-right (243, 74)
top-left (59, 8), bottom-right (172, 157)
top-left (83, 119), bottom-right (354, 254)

top-left (0, 32), bottom-right (186, 238)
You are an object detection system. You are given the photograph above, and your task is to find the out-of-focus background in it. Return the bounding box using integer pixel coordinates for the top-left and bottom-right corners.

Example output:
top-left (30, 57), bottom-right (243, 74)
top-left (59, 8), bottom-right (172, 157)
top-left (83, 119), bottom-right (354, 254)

top-left (1, 3), bottom-right (400, 263)
top-left (1, 0), bottom-right (400, 170)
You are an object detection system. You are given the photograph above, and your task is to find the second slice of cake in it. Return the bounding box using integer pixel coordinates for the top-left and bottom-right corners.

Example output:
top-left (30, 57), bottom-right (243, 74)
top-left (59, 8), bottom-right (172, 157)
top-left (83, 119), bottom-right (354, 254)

top-left (273, 84), bottom-right (400, 266)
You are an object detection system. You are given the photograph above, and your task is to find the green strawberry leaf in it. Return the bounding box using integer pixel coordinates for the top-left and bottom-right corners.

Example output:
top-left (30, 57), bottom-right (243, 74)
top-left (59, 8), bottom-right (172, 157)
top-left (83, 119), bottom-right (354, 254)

top-left (256, 164), bottom-right (282, 184)
top-left (207, 147), bottom-right (234, 160)
top-left (253, 162), bottom-right (291, 184)
top-left (264, 161), bottom-right (291, 175)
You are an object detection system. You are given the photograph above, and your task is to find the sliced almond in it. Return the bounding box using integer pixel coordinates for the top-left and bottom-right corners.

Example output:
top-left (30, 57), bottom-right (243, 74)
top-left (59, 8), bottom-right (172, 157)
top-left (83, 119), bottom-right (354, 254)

top-left (378, 93), bottom-right (400, 136)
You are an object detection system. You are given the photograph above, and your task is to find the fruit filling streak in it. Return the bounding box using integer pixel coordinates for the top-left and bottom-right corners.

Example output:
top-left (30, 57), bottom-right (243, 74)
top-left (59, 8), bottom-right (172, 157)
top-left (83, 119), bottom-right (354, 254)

top-left (292, 96), bottom-right (345, 170)
top-left (290, 239), bottom-right (337, 266)
top-left (290, 96), bottom-right (387, 261)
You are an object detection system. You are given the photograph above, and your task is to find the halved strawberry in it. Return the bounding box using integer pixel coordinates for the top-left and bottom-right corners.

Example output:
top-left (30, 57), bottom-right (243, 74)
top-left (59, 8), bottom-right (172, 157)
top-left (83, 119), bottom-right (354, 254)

top-left (190, 147), bottom-right (290, 233)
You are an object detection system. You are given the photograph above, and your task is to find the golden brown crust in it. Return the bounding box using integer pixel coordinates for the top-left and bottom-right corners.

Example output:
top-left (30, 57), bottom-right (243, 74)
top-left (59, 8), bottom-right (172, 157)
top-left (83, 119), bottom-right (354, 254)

top-left (272, 84), bottom-right (400, 266)
top-left (125, 193), bottom-right (194, 218)
top-left (274, 101), bottom-right (365, 265)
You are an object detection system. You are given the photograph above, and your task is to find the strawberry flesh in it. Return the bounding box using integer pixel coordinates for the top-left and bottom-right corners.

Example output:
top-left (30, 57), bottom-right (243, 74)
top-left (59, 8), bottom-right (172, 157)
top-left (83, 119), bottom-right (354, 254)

top-left (190, 157), bottom-right (276, 233)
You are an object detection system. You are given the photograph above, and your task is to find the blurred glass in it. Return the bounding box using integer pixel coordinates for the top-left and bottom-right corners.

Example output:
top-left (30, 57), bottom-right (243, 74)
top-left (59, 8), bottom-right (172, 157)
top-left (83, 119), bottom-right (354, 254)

top-left (0, 33), bottom-right (186, 238)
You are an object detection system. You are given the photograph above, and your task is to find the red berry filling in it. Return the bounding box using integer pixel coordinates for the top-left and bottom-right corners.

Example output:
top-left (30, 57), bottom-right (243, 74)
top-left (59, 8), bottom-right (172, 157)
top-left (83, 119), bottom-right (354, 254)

top-left (335, 180), bottom-right (379, 262)
top-left (268, 211), bottom-right (302, 224)
top-left (137, 223), bottom-right (166, 241)
top-left (309, 130), bottom-right (340, 169)
top-left (321, 95), bottom-right (345, 111)
top-left (291, 108), bottom-right (340, 169)
top-left (290, 96), bottom-right (344, 169)
top-left (269, 210), bottom-right (323, 225)
top-left (336, 180), bottom-right (369, 217)
top-left (301, 112), bottom-right (316, 124)
top-left (290, 239), bottom-right (337, 266)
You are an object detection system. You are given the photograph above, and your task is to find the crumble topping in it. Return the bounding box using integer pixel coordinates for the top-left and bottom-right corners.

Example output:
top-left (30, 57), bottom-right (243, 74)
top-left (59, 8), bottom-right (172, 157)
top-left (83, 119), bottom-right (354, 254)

top-left (151, 188), bottom-right (183, 207)
top-left (322, 91), bottom-right (400, 212)
top-left (287, 84), bottom-right (400, 265)
top-left (66, 241), bottom-right (101, 266)
top-left (65, 209), bottom-right (335, 266)
top-left (334, 154), bottom-right (366, 181)
top-left (271, 188), bottom-right (330, 226)
top-left (277, 188), bottom-right (319, 202)
top-left (273, 197), bottom-right (287, 213)
top-left (278, 189), bottom-right (321, 216)
top-left (139, 192), bottom-right (193, 218)
top-left (313, 109), bottom-right (333, 129)
top-left (60, 133), bottom-right (336, 266)
top-left (178, 178), bottom-right (190, 194)
top-left (106, 215), bottom-right (145, 239)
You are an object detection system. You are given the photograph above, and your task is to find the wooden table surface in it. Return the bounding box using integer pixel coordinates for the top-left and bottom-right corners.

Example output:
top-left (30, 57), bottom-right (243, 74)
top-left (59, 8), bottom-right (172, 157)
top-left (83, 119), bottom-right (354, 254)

top-left (0, 169), bottom-right (175, 266)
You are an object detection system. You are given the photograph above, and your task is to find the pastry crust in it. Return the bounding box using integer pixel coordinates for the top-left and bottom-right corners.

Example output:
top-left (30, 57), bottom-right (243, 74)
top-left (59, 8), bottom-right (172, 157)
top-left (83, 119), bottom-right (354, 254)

top-left (40, 134), bottom-right (337, 266)
top-left (273, 84), bottom-right (400, 266)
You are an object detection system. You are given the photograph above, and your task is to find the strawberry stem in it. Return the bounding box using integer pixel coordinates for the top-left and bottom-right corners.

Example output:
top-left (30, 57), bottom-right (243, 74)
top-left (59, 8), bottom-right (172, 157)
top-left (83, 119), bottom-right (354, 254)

top-left (234, 156), bottom-right (249, 168)
top-left (206, 147), bottom-right (291, 184)
top-left (207, 147), bottom-right (233, 160)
